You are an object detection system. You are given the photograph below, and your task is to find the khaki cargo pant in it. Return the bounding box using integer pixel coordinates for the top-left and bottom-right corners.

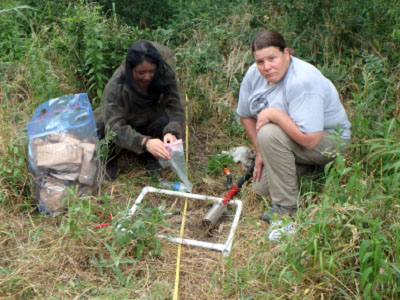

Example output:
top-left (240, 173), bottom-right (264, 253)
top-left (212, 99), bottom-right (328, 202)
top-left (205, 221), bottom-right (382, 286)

top-left (253, 123), bottom-right (349, 209)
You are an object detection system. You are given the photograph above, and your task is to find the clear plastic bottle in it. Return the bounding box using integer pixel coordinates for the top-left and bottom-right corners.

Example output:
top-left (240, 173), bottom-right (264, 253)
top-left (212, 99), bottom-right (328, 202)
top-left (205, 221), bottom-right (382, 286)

top-left (159, 181), bottom-right (188, 192)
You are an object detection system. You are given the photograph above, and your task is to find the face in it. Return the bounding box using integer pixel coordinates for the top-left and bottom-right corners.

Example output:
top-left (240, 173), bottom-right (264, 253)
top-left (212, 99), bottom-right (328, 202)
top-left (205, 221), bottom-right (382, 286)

top-left (132, 60), bottom-right (157, 88)
top-left (253, 46), bottom-right (290, 85)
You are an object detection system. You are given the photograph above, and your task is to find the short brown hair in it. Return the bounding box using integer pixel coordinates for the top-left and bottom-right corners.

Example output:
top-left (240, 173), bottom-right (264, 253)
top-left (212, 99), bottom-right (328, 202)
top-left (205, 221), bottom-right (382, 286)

top-left (251, 30), bottom-right (287, 53)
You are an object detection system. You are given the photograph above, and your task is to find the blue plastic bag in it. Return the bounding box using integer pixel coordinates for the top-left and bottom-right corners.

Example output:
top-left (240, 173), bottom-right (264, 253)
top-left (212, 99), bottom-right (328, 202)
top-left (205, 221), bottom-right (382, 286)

top-left (27, 94), bottom-right (99, 215)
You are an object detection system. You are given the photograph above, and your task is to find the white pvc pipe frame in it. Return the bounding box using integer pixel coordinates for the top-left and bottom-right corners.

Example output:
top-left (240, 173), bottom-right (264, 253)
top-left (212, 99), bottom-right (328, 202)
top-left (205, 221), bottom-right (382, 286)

top-left (126, 186), bottom-right (243, 257)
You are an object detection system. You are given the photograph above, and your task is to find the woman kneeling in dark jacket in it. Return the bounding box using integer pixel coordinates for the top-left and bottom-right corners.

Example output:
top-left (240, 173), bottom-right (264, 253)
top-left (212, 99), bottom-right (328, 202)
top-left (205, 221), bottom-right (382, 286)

top-left (95, 40), bottom-right (185, 179)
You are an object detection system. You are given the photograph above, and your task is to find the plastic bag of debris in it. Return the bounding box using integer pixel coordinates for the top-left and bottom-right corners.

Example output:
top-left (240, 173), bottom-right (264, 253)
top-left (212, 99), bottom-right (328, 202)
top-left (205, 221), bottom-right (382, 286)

top-left (27, 93), bottom-right (99, 216)
top-left (221, 146), bottom-right (255, 167)
top-left (157, 139), bottom-right (192, 192)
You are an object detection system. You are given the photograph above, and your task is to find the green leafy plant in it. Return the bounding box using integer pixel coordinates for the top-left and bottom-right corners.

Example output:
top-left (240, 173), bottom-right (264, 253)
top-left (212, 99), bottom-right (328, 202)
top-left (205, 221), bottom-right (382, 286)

top-left (96, 0), bottom-right (174, 29)
top-left (0, 136), bottom-right (29, 206)
top-left (96, 128), bottom-right (118, 160)
top-left (206, 153), bottom-right (234, 176)
top-left (1, 0), bottom-right (400, 298)
top-left (96, 128), bottom-right (119, 181)
top-left (0, 4), bottom-right (36, 61)
top-left (91, 243), bottom-right (137, 286)
top-left (114, 204), bottom-right (166, 259)
top-left (63, 186), bottom-right (93, 237)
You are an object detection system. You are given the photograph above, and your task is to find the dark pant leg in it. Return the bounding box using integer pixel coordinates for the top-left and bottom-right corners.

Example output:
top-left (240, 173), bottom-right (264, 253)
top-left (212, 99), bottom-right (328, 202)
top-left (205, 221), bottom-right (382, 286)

top-left (134, 111), bottom-right (169, 165)
top-left (135, 111), bottom-right (169, 139)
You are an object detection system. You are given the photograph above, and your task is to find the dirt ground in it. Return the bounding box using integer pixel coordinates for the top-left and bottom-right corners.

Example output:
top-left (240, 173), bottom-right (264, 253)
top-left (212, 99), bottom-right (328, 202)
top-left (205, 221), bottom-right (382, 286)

top-left (109, 141), bottom-right (276, 300)
top-left (1, 119), bottom-right (278, 300)
top-left (115, 182), bottom-right (274, 299)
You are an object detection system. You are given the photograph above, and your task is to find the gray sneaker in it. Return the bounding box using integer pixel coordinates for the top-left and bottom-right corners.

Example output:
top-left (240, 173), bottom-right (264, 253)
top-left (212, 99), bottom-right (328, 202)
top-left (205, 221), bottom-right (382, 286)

top-left (268, 219), bottom-right (295, 242)
top-left (260, 204), bottom-right (296, 223)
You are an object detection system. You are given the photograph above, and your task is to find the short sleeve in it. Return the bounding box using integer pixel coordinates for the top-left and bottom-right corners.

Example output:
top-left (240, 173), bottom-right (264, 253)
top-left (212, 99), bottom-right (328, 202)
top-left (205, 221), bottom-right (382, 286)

top-left (236, 67), bottom-right (254, 118)
top-left (288, 93), bottom-right (324, 133)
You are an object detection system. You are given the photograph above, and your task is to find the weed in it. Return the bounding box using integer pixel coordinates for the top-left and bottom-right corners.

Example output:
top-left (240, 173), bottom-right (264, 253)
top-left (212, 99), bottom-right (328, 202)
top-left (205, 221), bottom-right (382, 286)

top-left (91, 243), bottom-right (137, 286)
top-left (1, 0), bottom-right (400, 298)
top-left (63, 186), bottom-right (93, 237)
top-left (114, 204), bottom-right (165, 259)
top-left (207, 153), bottom-right (234, 176)
top-left (96, 128), bottom-right (119, 182)
top-left (0, 134), bottom-right (29, 206)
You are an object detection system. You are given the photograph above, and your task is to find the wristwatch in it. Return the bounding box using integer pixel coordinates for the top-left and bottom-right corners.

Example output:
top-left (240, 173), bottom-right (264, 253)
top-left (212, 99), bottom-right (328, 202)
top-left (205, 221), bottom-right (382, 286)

top-left (141, 137), bottom-right (149, 151)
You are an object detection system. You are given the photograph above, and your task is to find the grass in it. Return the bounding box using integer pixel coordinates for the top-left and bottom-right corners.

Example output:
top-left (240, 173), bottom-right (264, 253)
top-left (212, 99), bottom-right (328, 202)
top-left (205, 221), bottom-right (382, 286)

top-left (1, 0), bottom-right (400, 299)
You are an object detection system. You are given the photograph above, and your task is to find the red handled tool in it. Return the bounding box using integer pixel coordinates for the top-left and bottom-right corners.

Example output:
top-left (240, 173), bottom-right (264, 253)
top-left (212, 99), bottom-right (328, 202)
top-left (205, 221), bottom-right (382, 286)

top-left (203, 160), bottom-right (255, 229)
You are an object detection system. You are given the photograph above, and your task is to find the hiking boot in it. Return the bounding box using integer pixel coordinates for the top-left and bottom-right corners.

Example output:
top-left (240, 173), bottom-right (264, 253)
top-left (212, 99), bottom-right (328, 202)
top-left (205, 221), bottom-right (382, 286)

top-left (105, 156), bottom-right (119, 181)
top-left (296, 163), bottom-right (325, 177)
top-left (268, 219), bottom-right (295, 242)
top-left (145, 157), bottom-right (162, 172)
top-left (260, 204), bottom-right (296, 223)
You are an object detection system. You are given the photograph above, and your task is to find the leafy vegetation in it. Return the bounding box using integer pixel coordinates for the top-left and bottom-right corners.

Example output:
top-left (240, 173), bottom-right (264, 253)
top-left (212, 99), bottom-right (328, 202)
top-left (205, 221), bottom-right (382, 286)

top-left (1, 0), bottom-right (399, 299)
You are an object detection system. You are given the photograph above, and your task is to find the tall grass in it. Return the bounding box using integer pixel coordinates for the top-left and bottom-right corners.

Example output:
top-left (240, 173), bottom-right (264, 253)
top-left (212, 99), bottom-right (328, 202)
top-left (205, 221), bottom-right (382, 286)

top-left (1, 0), bottom-right (400, 299)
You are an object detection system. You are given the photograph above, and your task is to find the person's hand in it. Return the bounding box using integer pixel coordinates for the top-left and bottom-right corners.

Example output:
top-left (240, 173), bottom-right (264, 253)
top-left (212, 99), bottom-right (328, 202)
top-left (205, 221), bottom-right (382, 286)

top-left (163, 133), bottom-right (177, 144)
top-left (145, 138), bottom-right (171, 159)
top-left (256, 108), bottom-right (272, 132)
top-left (253, 152), bottom-right (264, 182)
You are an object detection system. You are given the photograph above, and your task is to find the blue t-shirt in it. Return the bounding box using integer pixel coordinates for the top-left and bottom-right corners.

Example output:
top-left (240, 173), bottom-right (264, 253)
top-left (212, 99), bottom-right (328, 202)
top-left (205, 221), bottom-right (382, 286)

top-left (237, 56), bottom-right (351, 139)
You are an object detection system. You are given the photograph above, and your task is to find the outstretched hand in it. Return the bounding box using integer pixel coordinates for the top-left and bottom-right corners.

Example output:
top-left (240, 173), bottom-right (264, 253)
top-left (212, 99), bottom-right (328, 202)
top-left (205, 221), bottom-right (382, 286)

top-left (145, 138), bottom-right (171, 160)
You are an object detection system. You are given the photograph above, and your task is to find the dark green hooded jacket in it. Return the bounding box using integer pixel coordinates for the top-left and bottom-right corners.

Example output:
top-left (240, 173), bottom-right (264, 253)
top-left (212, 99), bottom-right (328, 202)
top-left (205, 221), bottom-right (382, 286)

top-left (94, 41), bottom-right (185, 154)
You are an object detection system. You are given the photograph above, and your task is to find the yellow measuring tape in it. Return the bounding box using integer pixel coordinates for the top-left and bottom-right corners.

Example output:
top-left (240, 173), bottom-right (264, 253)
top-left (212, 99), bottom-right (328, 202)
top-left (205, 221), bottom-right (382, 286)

top-left (173, 94), bottom-right (189, 300)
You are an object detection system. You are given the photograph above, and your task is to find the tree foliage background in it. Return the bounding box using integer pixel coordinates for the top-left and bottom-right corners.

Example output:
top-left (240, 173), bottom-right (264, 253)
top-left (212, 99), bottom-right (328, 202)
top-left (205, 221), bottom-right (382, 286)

top-left (1, 0), bottom-right (399, 299)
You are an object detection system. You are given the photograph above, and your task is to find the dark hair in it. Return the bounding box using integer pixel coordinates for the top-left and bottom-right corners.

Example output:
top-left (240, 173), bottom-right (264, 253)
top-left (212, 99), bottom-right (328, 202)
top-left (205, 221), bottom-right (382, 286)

top-left (251, 30), bottom-right (287, 54)
top-left (124, 40), bottom-right (173, 96)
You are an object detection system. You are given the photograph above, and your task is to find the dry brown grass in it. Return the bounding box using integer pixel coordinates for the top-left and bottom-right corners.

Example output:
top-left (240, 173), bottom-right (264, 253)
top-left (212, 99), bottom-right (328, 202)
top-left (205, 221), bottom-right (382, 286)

top-left (0, 177), bottom-right (272, 300)
top-left (0, 108), bottom-right (278, 299)
top-left (0, 26), bottom-right (278, 298)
